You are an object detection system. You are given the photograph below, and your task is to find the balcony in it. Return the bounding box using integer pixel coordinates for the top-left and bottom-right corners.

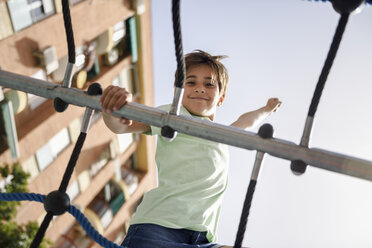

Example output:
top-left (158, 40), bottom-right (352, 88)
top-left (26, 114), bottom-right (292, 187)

top-left (0, 0), bottom-right (134, 76)
top-left (52, 151), bottom-right (145, 246)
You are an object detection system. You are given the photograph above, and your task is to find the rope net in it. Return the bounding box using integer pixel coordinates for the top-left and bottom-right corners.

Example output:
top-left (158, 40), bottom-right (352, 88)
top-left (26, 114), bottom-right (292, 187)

top-left (0, 0), bottom-right (370, 248)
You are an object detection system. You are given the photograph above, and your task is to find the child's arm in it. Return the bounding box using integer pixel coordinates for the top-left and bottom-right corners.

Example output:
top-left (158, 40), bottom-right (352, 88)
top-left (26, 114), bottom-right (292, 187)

top-left (100, 86), bottom-right (150, 134)
top-left (230, 98), bottom-right (281, 130)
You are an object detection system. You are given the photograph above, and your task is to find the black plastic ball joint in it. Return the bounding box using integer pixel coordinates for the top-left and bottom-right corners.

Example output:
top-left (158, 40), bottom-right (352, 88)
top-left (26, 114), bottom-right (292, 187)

top-left (161, 125), bottom-right (177, 142)
top-left (331, 0), bottom-right (365, 14)
top-left (87, 82), bottom-right (103, 96)
top-left (258, 123), bottom-right (274, 139)
top-left (44, 190), bottom-right (70, 216)
top-left (291, 159), bottom-right (308, 175)
top-left (54, 97), bottom-right (69, 112)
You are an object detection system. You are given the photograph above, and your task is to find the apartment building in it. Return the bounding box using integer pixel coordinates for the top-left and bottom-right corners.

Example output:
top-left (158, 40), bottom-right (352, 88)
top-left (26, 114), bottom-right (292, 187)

top-left (0, 0), bottom-right (156, 247)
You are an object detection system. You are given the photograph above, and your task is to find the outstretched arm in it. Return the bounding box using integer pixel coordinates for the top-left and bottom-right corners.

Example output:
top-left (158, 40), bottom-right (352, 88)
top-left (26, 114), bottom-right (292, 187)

top-left (230, 98), bottom-right (281, 130)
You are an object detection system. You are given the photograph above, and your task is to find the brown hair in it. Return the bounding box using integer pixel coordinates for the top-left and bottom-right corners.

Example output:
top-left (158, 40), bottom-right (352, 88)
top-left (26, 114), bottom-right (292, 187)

top-left (175, 50), bottom-right (229, 96)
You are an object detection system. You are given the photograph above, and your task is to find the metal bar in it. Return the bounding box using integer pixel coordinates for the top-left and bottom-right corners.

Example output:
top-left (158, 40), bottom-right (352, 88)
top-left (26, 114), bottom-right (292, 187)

top-left (81, 108), bottom-right (94, 133)
top-left (62, 62), bottom-right (74, 88)
top-left (300, 116), bottom-right (314, 147)
top-left (1, 70), bottom-right (372, 181)
top-left (169, 87), bottom-right (184, 116)
top-left (251, 152), bottom-right (264, 181)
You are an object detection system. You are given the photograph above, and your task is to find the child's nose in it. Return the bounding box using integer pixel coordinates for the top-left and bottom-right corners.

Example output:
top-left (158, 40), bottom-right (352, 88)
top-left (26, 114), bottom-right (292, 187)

top-left (195, 86), bottom-right (205, 93)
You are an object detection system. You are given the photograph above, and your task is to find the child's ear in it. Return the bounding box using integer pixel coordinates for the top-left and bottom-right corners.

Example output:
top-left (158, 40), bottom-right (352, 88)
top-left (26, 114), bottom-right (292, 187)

top-left (217, 93), bottom-right (225, 106)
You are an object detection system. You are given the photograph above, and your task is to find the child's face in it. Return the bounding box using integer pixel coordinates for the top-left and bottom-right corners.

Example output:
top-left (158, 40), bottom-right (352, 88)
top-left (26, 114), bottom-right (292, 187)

top-left (182, 64), bottom-right (225, 121)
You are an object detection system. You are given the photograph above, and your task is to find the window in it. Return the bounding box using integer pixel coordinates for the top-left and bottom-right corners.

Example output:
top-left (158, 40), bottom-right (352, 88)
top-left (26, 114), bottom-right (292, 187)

top-left (7, 0), bottom-right (32, 32)
top-left (7, 0), bottom-right (56, 32)
top-left (117, 133), bottom-right (134, 154)
top-left (112, 67), bottom-right (135, 94)
top-left (88, 197), bottom-right (113, 229)
top-left (100, 206), bottom-right (113, 229)
top-left (66, 180), bottom-right (80, 202)
top-left (121, 165), bottom-right (138, 195)
top-left (97, 180), bottom-right (124, 217)
top-left (112, 21), bottom-right (125, 46)
top-left (89, 147), bottom-right (110, 177)
top-left (35, 128), bottom-right (71, 171)
top-left (29, 0), bottom-right (45, 22)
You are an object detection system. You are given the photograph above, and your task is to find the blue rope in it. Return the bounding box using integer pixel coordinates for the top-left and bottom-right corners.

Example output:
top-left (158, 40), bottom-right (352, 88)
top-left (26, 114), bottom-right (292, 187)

top-left (0, 193), bottom-right (123, 248)
top-left (69, 205), bottom-right (122, 248)
top-left (0, 192), bottom-right (45, 203)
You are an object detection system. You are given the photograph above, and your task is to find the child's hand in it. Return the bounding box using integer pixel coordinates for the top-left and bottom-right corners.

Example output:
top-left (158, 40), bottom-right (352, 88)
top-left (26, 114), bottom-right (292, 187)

top-left (100, 85), bottom-right (133, 126)
top-left (265, 98), bottom-right (281, 113)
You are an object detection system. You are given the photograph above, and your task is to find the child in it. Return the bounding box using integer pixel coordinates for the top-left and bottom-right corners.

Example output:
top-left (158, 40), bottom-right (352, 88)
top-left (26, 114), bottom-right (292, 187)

top-left (100, 50), bottom-right (281, 248)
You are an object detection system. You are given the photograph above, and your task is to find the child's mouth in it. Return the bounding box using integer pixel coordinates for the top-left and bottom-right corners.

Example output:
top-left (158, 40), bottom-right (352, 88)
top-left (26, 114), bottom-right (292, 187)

top-left (190, 97), bottom-right (208, 101)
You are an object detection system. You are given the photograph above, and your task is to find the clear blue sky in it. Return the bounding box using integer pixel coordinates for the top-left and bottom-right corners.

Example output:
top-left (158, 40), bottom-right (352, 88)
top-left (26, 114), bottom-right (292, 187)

top-left (150, 1), bottom-right (372, 247)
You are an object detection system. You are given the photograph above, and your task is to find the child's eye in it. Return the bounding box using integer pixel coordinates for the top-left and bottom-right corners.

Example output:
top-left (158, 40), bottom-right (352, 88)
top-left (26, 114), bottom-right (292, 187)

top-left (205, 82), bottom-right (215, 87)
top-left (186, 81), bottom-right (195, 86)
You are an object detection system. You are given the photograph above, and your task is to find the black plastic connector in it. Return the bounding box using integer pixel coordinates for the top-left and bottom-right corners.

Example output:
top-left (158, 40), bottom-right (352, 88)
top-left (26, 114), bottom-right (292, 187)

top-left (44, 190), bottom-right (70, 216)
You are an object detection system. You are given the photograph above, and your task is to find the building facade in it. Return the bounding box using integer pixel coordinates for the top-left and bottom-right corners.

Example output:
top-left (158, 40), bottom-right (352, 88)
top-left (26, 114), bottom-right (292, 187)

top-left (0, 0), bottom-right (156, 247)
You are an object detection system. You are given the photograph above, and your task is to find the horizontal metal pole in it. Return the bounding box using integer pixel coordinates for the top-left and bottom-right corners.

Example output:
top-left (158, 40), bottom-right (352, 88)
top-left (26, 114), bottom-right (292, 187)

top-left (1, 69), bottom-right (372, 181)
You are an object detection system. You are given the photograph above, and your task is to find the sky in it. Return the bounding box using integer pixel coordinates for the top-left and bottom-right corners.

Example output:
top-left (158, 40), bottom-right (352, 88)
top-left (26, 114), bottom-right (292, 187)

top-left (150, 1), bottom-right (372, 248)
